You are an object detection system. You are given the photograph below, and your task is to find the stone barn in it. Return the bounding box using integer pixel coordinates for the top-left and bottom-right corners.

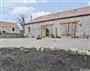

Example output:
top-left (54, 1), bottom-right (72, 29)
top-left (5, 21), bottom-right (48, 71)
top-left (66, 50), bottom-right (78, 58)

top-left (25, 6), bottom-right (90, 38)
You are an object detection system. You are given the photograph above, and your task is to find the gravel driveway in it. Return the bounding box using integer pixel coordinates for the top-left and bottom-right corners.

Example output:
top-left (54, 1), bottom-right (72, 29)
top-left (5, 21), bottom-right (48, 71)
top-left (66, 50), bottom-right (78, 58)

top-left (0, 38), bottom-right (90, 50)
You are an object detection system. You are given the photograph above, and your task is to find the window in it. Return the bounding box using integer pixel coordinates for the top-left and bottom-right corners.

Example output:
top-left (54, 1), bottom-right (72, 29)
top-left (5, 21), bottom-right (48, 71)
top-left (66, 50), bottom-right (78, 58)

top-left (3, 31), bottom-right (5, 33)
top-left (28, 27), bottom-right (31, 32)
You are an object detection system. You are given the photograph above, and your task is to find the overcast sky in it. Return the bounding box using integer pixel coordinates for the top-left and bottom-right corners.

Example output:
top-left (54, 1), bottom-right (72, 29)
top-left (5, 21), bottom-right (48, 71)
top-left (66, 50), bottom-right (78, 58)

top-left (0, 0), bottom-right (90, 23)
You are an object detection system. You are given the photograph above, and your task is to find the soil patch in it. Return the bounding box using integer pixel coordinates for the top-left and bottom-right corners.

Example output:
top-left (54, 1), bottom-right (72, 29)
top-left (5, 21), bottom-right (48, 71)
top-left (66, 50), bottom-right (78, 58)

top-left (0, 48), bottom-right (90, 71)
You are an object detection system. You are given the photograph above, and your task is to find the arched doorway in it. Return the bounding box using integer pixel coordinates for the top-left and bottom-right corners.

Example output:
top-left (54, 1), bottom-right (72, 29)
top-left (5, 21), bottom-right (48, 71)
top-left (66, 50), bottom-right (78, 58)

top-left (46, 28), bottom-right (49, 37)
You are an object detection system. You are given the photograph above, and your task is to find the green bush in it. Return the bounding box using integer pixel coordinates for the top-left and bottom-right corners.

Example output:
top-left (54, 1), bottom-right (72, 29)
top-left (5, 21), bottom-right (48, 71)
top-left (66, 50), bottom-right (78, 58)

top-left (20, 47), bottom-right (29, 53)
top-left (78, 50), bottom-right (90, 56)
top-left (36, 35), bottom-right (42, 39)
top-left (68, 48), bottom-right (90, 56)
top-left (68, 48), bottom-right (78, 54)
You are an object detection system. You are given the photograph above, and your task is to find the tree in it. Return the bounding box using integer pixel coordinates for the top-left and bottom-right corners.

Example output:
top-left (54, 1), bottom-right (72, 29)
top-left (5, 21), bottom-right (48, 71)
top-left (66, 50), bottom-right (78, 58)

top-left (17, 15), bottom-right (26, 37)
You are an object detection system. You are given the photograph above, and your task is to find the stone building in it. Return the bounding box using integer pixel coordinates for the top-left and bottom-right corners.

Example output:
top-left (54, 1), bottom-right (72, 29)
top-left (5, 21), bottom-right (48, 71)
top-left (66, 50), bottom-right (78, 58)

top-left (25, 6), bottom-right (90, 38)
top-left (0, 21), bottom-right (20, 34)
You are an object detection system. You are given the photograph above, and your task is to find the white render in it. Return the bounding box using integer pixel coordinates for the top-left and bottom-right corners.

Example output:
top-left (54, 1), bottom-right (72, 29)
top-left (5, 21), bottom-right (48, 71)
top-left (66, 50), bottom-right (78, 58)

top-left (0, 27), bottom-right (20, 34)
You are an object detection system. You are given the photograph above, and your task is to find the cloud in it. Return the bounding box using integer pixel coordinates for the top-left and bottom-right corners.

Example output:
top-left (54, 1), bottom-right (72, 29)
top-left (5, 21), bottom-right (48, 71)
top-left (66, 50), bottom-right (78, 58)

top-left (89, 1), bottom-right (90, 6)
top-left (1, 0), bottom-right (48, 24)
top-left (24, 11), bottom-right (50, 23)
top-left (1, 0), bottom-right (47, 14)
top-left (1, 0), bottom-right (47, 11)
top-left (32, 11), bottom-right (50, 19)
top-left (37, 0), bottom-right (47, 2)
top-left (2, 0), bottom-right (47, 3)
top-left (11, 6), bottom-right (34, 15)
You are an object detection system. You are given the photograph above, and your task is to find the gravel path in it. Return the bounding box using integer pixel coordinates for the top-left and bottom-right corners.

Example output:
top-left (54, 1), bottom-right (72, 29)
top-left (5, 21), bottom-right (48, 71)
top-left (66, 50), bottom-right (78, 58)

top-left (0, 38), bottom-right (90, 50)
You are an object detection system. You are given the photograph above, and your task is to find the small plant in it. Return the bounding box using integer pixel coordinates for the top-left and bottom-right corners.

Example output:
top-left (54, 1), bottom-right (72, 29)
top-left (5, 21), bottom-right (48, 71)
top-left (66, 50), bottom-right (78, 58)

top-left (68, 48), bottom-right (78, 54)
top-left (40, 47), bottom-right (44, 52)
top-left (56, 36), bottom-right (61, 38)
top-left (32, 36), bottom-right (34, 38)
top-left (20, 47), bottom-right (29, 53)
top-left (86, 35), bottom-right (89, 39)
top-left (36, 48), bottom-right (40, 51)
top-left (51, 34), bottom-right (55, 38)
top-left (78, 50), bottom-right (90, 56)
top-left (36, 47), bottom-right (44, 52)
top-left (68, 48), bottom-right (90, 56)
top-left (36, 35), bottom-right (42, 39)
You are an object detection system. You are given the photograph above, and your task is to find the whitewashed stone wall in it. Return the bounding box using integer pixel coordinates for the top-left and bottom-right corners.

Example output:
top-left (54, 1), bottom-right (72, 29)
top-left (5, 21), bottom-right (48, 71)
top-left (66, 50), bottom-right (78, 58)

top-left (79, 15), bottom-right (90, 36)
top-left (25, 23), bottom-right (41, 37)
top-left (53, 21), bottom-right (61, 37)
top-left (0, 27), bottom-right (20, 34)
top-left (25, 15), bottom-right (90, 37)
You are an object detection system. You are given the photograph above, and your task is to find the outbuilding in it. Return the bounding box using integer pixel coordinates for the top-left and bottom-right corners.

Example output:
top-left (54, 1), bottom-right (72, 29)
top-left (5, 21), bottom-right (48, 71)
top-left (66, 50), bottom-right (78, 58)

top-left (0, 21), bottom-right (20, 34)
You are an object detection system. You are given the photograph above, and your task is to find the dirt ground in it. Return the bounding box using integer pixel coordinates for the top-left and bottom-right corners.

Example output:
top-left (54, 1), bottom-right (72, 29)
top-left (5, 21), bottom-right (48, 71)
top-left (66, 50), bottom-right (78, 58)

top-left (0, 48), bottom-right (90, 71)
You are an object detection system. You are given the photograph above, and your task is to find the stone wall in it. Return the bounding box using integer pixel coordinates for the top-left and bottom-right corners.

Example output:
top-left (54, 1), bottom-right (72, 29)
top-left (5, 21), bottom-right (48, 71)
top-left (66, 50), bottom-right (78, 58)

top-left (25, 15), bottom-right (90, 38)
top-left (0, 26), bottom-right (20, 34)
top-left (79, 15), bottom-right (90, 36)
top-left (25, 23), bottom-right (41, 37)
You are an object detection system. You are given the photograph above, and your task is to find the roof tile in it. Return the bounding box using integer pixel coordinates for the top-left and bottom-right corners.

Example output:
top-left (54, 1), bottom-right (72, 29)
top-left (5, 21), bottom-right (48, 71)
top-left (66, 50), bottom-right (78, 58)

top-left (30, 6), bottom-right (90, 24)
top-left (0, 21), bottom-right (17, 28)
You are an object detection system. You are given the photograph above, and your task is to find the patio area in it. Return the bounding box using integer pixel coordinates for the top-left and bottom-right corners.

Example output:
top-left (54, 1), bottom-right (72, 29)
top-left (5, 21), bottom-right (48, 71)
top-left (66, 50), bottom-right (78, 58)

top-left (0, 38), bottom-right (90, 50)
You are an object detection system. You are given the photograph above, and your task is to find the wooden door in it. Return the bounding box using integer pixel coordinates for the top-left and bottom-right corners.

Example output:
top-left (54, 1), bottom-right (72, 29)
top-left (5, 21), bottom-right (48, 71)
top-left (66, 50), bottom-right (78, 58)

top-left (46, 28), bottom-right (49, 37)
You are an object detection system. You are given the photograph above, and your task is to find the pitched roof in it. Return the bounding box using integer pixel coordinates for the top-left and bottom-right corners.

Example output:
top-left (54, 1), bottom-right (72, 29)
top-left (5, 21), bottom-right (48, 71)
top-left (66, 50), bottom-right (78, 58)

top-left (0, 21), bottom-right (17, 28)
top-left (27, 6), bottom-right (90, 24)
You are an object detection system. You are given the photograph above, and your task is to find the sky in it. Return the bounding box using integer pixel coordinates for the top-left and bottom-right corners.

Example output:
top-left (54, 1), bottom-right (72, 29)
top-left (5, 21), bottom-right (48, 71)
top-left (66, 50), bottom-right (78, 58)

top-left (0, 0), bottom-right (90, 23)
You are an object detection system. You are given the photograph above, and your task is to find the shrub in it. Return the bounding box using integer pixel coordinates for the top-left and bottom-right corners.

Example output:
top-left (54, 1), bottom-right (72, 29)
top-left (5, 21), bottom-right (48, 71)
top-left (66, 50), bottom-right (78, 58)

top-left (56, 36), bottom-right (61, 38)
top-left (78, 50), bottom-right (90, 56)
top-left (36, 35), bottom-right (42, 39)
top-left (68, 48), bottom-right (78, 54)
top-left (51, 34), bottom-right (55, 38)
top-left (20, 47), bottom-right (29, 53)
top-left (32, 36), bottom-right (34, 38)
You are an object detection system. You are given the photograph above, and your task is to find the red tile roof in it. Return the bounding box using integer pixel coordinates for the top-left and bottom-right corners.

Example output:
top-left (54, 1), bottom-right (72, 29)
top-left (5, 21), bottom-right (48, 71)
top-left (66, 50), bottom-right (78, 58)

top-left (27, 6), bottom-right (90, 24)
top-left (0, 21), bottom-right (17, 28)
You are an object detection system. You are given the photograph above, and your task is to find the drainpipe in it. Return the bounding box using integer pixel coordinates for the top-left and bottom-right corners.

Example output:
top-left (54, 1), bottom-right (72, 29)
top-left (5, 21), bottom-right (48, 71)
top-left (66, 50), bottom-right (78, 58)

top-left (40, 27), bottom-right (42, 38)
top-left (55, 28), bottom-right (57, 38)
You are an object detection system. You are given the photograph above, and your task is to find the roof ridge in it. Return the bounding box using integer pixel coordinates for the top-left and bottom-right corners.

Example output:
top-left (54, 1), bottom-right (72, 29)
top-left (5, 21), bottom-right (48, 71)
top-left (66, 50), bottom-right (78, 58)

top-left (31, 6), bottom-right (90, 20)
top-left (0, 21), bottom-right (16, 24)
